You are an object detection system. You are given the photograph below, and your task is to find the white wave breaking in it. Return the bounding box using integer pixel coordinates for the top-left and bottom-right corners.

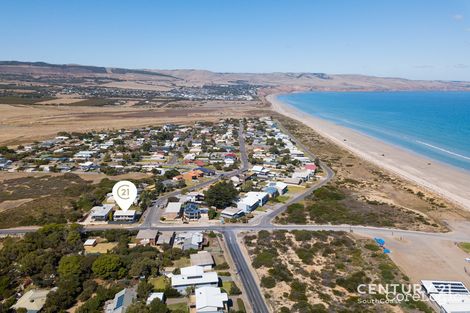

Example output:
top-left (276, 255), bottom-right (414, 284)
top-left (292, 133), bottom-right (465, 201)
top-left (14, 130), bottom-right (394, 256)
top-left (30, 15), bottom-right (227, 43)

top-left (416, 140), bottom-right (470, 161)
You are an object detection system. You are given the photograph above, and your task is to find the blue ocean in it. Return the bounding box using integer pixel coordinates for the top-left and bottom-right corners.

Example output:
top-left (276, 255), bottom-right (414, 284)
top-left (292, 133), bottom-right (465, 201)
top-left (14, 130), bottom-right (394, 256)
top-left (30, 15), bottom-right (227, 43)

top-left (278, 91), bottom-right (470, 172)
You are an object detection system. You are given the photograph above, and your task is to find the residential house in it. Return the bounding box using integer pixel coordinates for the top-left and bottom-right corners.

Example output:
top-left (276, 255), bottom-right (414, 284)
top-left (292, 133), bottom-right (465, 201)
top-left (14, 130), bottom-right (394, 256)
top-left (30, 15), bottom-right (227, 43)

top-left (190, 251), bottom-right (215, 271)
top-left (195, 287), bottom-right (228, 313)
top-left (175, 232), bottom-right (204, 250)
top-left (183, 203), bottom-right (201, 221)
top-left (245, 192), bottom-right (269, 206)
top-left (113, 210), bottom-right (136, 222)
top-left (184, 192), bottom-right (205, 203)
top-left (164, 202), bottom-right (183, 219)
top-left (11, 288), bottom-right (56, 313)
top-left (292, 170), bottom-right (314, 182)
top-left (79, 161), bottom-right (97, 171)
top-left (194, 167), bottom-right (216, 176)
top-left (183, 170), bottom-right (204, 180)
top-left (220, 207), bottom-right (245, 219)
top-left (73, 150), bottom-right (95, 160)
top-left (171, 266), bottom-right (219, 293)
top-left (304, 163), bottom-right (317, 172)
top-left (136, 229), bottom-right (159, 246)
top-left (236, 196), bottom-right (259, 213)
top-left (90, 205), bottom-right (113, 222)
top-left (84, 239), bottom-right (97, 247)
top-left (283, 177), bottom-right (302, 185)
top-left (263, 186), bottom-right (279, 199)
top-left (146, 292), bottom-right (165, 305)
top-left (105, 288), bottom-right (137, 313)
top-left (251, 165), bottom-right (269, 175)
top-left (156, 231), bottom-right (175, 247)
top-left (265, 181), bottom-right (288, 195)
top-left (0, 157), bottom-right (12, 170)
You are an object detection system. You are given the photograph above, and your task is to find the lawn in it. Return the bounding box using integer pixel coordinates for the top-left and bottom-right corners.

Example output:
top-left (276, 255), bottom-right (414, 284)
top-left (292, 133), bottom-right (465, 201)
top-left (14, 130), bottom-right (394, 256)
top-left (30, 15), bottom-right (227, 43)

top-left (167, 302), bottom-right (189, 312)
top-left (222, 281), bottom-right (233, 294)
top-left (173, 257), bottom-right (190, 268)
top-left (458, 242), bottom-right (470, 254)
top-left (276, 196), bottom-right (290, 203)
top-left (84, 242), bottom-right (118, 254)
top-left (149, 276), bottom-right (168, 290)
top-left (287, 185), bottom-right (305, 193)
top-left (236, 298), bottom-right (246, 312)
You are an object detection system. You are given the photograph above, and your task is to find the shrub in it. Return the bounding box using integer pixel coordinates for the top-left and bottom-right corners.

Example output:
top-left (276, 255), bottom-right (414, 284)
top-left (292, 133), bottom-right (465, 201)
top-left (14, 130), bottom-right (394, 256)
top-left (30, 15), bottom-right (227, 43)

top-left (261, 276), bottom-right (276, 289)
top-left (252, 249), bottom-right (278, 268)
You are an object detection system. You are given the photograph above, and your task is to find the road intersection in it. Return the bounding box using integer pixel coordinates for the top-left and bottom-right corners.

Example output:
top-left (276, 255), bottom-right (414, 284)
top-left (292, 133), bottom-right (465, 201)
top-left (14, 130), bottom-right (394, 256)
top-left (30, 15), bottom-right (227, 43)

top-left (1, 121), bottom-right (469, 312)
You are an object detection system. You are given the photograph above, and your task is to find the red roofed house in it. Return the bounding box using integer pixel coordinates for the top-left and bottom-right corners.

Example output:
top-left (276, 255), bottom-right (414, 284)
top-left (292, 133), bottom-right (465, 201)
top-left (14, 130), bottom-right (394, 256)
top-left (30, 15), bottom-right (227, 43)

top-left (304, 163), bottom-right (317, 172)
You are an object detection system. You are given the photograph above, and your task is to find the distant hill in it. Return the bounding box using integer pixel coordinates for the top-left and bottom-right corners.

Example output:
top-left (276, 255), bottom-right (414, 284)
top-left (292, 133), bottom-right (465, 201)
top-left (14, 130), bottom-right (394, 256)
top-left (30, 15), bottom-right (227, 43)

top-left (1, 60), bottom-right (469, 92)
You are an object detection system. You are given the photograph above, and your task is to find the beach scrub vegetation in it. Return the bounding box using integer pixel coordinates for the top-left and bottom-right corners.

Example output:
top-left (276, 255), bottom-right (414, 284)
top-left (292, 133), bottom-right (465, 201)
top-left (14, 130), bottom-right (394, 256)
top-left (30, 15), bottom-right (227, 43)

top-left (244, 230), bottom-right (432, 312)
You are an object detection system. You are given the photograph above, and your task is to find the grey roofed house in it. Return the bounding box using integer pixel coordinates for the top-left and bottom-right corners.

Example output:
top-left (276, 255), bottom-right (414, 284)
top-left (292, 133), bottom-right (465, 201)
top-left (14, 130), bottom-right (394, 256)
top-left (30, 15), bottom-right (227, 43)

top-left (283, 177), bottom-right (302, 185)
top-left (11, 288), bottom-right (56, 313)
top-left (190, 251), bottom-right (215, 270)
top-left (156, 231), bottom-right (175, 246)
top-left (105, 288), bottom-right (137, 313)
top-left (136, 229), bottom-right (159, 245)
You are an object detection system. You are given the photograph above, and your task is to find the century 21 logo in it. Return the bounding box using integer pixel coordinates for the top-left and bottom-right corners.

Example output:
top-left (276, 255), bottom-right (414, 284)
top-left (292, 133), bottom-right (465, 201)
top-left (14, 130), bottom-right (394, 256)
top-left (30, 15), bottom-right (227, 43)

top-left (117, 184), bottom-right (131, 200)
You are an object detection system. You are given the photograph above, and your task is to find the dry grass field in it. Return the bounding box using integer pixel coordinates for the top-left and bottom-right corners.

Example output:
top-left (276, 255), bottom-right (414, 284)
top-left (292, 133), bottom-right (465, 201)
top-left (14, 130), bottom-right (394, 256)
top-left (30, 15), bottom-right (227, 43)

top-left (0, 101), bottom-right (264, 146)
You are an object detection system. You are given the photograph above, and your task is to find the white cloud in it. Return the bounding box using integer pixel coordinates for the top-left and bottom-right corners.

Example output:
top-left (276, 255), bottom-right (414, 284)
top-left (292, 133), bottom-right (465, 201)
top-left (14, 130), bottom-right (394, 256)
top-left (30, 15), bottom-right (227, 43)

top-left (453, 14), bottom-right (464, 21)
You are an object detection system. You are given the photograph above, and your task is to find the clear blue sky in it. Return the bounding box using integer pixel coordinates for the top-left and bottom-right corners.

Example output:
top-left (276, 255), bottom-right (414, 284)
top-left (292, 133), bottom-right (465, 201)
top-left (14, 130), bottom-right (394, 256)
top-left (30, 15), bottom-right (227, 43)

top-left (1, 0), bottom-right (469, 80)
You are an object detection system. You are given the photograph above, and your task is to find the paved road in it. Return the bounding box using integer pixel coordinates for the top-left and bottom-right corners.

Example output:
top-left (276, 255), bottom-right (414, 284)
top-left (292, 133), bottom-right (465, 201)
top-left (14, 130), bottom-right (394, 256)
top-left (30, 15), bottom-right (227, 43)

top-left (142, 121), bottom-right (248, 228)
top-left (2, 120), bottom-right (470, 312)
top-left (224, 230), bottom-right (269, 313)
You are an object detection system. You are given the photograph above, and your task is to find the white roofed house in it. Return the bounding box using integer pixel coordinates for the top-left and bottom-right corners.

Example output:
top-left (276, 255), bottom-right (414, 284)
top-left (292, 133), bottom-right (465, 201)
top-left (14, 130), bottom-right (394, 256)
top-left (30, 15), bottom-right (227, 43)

top-left (265, 181), bottom-right (288, 195)
top-left (171, 266), bottom-right (219, 294)
top-left (195, 287), bottom-right (228, 313)
top-left (245, 191), bottom-right (269, 206)
top-left (113, 210), bottom-right (137, 222)
top-left (421, 280), bottom-right (470, 313)
top-left (11, 288), bottom-right (56, 313)
top-left (90, 205), bottom-right (113, 222)
top-left (73, 150), bottom-right (96, 160)
top-left (292, 170), bottom-right (314, 182)
top-left (146, 292), bottom-right (165, 305)
top-left (236, 195), bottom-right (259, 213)
top-left (163, 202), bottom-right (183, 219)
top-left (79, 161), bottom-right (97, 171)
top-left (251, 165), bottom-right (269, 174)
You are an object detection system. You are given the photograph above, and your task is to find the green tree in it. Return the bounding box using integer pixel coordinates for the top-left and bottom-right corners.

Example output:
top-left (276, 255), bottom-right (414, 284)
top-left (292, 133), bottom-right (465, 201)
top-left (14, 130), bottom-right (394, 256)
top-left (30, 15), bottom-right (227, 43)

top-left (208, 208), bottom-right (218, 220)
top-left (230, 282), bottom-right (242, 295)
top-left (126, 302), bottom-right (151, 313)
top-left (137, 280), bottom-right (154, 300)
top-left (205, 181), bottom-right (239, 209)
top-left (149, 298), bottom-right (170, 313)
top-left (92, 255), bottom-right (123, 279)
top-left (58, 255), bottom-right (84, 280)
top-left (261, 276), bottom-right (276, 289)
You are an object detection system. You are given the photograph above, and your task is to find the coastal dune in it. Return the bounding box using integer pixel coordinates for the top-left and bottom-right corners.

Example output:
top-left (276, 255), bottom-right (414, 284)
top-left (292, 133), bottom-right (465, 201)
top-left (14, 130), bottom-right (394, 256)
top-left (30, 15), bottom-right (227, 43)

top-left (268, 94), bottom-right (470, 212)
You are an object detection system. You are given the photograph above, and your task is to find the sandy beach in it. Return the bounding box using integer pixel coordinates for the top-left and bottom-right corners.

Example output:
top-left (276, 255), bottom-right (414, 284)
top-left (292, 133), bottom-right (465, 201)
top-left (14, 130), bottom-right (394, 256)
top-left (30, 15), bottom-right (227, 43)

top-left (268, 93), bottom-right (470, 212)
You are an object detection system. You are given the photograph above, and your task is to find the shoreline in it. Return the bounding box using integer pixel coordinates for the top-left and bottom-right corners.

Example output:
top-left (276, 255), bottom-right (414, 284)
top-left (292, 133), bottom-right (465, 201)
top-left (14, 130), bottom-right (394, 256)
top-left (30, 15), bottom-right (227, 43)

top-left (267, 93), bottom-right (470, 212)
